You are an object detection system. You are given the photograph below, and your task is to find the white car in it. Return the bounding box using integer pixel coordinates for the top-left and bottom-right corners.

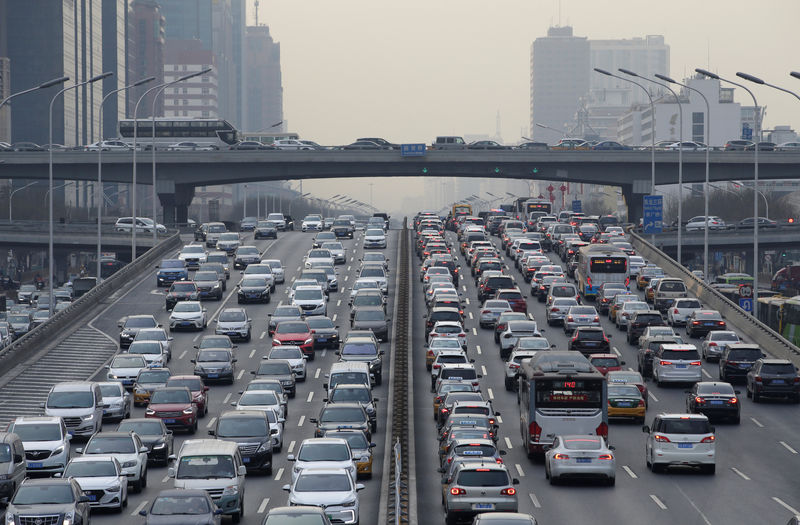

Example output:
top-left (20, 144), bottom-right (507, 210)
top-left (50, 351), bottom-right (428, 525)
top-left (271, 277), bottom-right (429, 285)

top-left (97, 382), bottom-right (132, 422)
top-left (628, 256), bottom-right (646, 276)
top-left (106, 354), bottom-right (149, 388)
top-left (134, 328), bottom-right (172, 361)
top-left (361, 252), bottom-right (389, 270)
top-left (302, 214), bottom-right (324, 232)
top-left (266, 213), bottom-right (287, 230)
top-left (241, 264), bottom-right (275, 290)
top-left (262, 259), bottom-right (285, 283)
top-left (667, 298), bottom-right (703, 326)
top-left (305, 248), bottom-right (335, 269)
top-left (363, 228), bottom-right (387, 249)
top-left (700, 330), bottom-right (740, 361)
top-left (358, 266), bottom-right (388, 294)
top-left (215, 232), bottom-right (241, 254)
top-left (168, 301), bottom-right (207, 331)
top-left (643, 413), bottom-right (716, 474)
top-left (115, 217), bottom-right (167, 234)
top-left (616, 301), bottom-right (650, 330)
top-left (167, 141), bottom-right (216, 151)
top-left (273, 139), bottom-right (316, 150)
top-left (79, 432), bottom-right (149, 493)
top-left (283, 467), bottom-right (364, 525)
top-left (268, 345), bottom-right (307, 381)
top-left (86, 140), bottom-right (130, 151)
top-left (232, 389), bottom-right (285, 420)
top-left (292, 285), bottom-right (327, 317)
top-left (9, 416), bottom-right (71, 475)
top-left (686, 216), bottom-right (727, 232)
top-left (321, 242), bottom-right (347, 264)
top-left (287, 438), bottom-right (357, 482)
top-left (291, 279), bottom-right (322, 301)
top-left (63, 455), bottom-right (129, 510)
top-left (127, 341), bottom-right (168, 368)
top-left (349, 279), bottom-right (382, 302)
top-left (178, 244), bottom-right (208, 269)
top-left (504, 349), bottom-right (538, 390)
top-left (545, 434), bottom-right (616, 486)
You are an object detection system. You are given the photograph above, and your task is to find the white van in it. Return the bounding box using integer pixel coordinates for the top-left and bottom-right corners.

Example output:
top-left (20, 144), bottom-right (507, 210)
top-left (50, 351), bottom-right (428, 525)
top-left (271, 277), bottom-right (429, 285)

top-left (323, 362), bottom-right (372, 395)
top-left (169, 439), bottom-right (246, 522)
top-left (43, 382), bottom-right (106, 437)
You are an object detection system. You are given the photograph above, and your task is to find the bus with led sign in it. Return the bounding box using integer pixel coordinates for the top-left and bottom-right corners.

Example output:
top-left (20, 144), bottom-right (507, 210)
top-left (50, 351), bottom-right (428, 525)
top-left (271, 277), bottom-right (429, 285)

top-left (575, 245), bottom-right (629, 299)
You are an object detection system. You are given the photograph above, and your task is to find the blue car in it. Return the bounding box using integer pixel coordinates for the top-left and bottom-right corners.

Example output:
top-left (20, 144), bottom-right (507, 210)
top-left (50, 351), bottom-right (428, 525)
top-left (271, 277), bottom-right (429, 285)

top-left (156, 259), bottom-right (188, 287)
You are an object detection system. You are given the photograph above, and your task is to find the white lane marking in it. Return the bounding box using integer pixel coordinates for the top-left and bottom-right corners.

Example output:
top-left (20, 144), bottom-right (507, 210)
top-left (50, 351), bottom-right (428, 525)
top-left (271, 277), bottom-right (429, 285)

top-left (223, 393), bottom-right (231, 404)
top-left (528, 493), bottom-right (541, 509)
top-left (321, 349), bottom-right (327, 358)
top-left (773, 497), bottom-right (800, 516)
top-left (161, 474), bottom-right (169, 483)
top-left (347, 265), bottom-right (351, 271)
top-left (260, 331), bottom-right (266, 340)
top-left (307, 391), bottom-right (314, 403)
top-left (332, 314), bottom-right (338, 322)
top-left (296, 266), bottom-right (301, 272)
top-left (622, 466), bottom-right (637, 479)
top-left (702, 369), bottom-right (712, 379)
top-left (476, 345), bottom-right (482, 355)
top-left (249, 349), bottom-right (256, 358)
top-left (675, 485), bottom-right (712, 525)
top-left (274, 467), bottom-right (284, 481)
top-left (496, 415), bottom-right (503, 424)
top-left (515, 463), bottom-right (525, 477)
top-left (287, 440), bottom-right (296, 453)
top-left (298, 415), bottom-right (305, 427)
top-left (481, 365), bottom-right (487, 376)
top-left (528, 313), bottom-right (534, 320)
top-left (315, 368), bottom-right (321, 379)
top-left (278, 300), bottom-right (284, 306)
top-left (193, 334), bottom-right (201, 342)
top-left (462, 285), bottom-right (467, 292)
top-left (344, 275), bottom-right (349, 281)
top-left (206, 416), bottom-right (217, 428)
top-left (465, 298), bottom-right (470, 305)
top-left (131, 500), bottom-right (149, 516)
top-left (351, 256), bottom-right (354, 262)
top-left (257, 498), bottom-right (270, 514)
top-left (178, 350), bottom-right (187, 360)
top-left (731, 467), bottom-right (751, 481)
top-left (780, 441), bottom-right (798, 454)
top-left (648, 391), bottom-right (659, 403)
top-left (337, 299), bottom-right (342, 306)
top-left (504, 437), bottom-right (513, 449)
top-left (468, 312), bottom-right (474, 320)
top-left (650, 494), bottom-right (668, 510)
top-left (751, 417), bottom-right (764, 428)
top-left (487, 388), bottom-right (494, 400)
top-left (472, 328), bottom-right (477, 335)
top-left (237, 369), bottom-right (245, 380)
top-left (612, 347), bottom-right (621, 357)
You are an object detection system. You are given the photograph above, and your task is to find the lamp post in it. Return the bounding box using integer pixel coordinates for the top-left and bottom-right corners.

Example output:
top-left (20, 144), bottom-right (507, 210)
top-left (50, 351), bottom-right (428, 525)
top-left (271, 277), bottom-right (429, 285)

top-left (594, 68), bottom-right (656, 243)
top-left (44, 181), bottom-right (76, 205)
top-left (97, 76), bottom-right (155, 280)
top-left (49, 72), bottom-right (112, 316)
top-left (151, 68), bottom-right (212, 239)
top-left (9, 181), bottom-right (38, 223)
top-left (619, 68), bottom-right (685, 267)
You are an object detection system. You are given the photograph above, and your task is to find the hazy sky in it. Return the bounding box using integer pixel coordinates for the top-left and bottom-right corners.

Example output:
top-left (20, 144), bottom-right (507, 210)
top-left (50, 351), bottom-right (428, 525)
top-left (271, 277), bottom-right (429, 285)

top-left (246, 0), bottom-right (800, 211)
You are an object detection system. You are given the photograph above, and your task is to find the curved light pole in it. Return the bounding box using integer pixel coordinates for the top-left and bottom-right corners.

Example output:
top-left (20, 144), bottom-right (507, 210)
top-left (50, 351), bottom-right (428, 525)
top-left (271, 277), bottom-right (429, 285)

top-left (49, 72), bottom-right (112, 315)
top-left (9, 181), bottom-right (38, 223)
top-left (656, 73), bottom-right (711, 281)
top-left (594, 68), bottom-right (656, 243)
top-left (619, 68), bottom-right (685, 266)
top-left (97, 76), bottom-right (155, 279)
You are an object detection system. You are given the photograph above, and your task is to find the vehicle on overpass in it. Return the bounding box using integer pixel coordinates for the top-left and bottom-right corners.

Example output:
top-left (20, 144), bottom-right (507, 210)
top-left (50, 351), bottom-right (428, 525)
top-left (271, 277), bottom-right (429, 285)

top-left (118, 117), bottom-right (239, 150)
top-left (575, 245), bottom-right (628, 300)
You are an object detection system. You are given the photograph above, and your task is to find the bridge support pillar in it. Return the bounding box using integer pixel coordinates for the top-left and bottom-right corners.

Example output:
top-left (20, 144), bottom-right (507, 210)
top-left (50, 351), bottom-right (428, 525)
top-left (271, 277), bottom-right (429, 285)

top-left (620, 183), bottom-right (647, 225)
top-left (158, 182), bottom-right (195, 226)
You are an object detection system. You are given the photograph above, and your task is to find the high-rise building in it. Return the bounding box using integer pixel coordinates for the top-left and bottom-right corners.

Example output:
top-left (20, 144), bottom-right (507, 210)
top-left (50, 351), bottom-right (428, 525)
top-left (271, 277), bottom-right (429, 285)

top-left (101, 0), bottom-right (129, 140)
top-left (0, 0), bottom-right (10, 143)
top-left (163, 40), bottom-right (218, 118)
top-left (129, 0), bottom-right (165, 118)
top-left (530, 26), bottom-right (590, 141)
top-left (243, 25), bottom-right (282, 132)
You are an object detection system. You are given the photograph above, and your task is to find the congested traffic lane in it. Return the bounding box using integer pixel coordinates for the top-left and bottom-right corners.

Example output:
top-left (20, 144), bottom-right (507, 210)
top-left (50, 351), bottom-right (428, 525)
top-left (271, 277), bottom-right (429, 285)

top-left (412, 228), bottom-right (800, 524)
top-left (77, 227), bottom-right (399, 524)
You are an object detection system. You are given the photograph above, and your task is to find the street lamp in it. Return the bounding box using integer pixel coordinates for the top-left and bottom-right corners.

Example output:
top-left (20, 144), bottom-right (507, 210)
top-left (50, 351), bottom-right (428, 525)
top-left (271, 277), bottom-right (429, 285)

top-left (619, 68), bottom-right (685, 267)
top-left (9, 181), bottom-right (38, 223)
top-left (534, 122), bottom-right (568, 136)
top-left (151, 67), bottom-right (212, 239)
top-left (594, 68), bottom-right (657, 244)
top-left (44, 180), bottom-right (75, 205)
top-left (737, 72), bottom-right (800, 102)
top-left (97, 76), bottom-right (155, 280)
top-left (49, 72), bottom-right (112, 316)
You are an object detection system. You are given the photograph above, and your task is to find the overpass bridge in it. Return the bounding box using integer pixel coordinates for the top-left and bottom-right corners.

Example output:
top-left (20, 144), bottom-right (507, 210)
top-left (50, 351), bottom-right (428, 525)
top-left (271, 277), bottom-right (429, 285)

top-left (1, 149), bottom-right (799, 223)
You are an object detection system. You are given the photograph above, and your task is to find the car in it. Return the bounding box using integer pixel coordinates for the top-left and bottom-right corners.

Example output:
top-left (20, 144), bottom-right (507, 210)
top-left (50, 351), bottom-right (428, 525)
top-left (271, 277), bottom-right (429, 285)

top-left (563, 305), bottom-right (600, 335)
top-left (425, 337), bottom-right (465, 371)
top-left (626, 310), bottom-right (666, 344)
top-left (98, 382), bottom-right (132, 422)
top-left (193, 271), bottom-right (224, 300)
top-left (282, 467), bottom-right (364, 525)
top-left (322, 241), bottom-right (347, 264)
top-left (307, 316), bottom-right (340, 350)
top-left (139, 489), bottom-right (221, 525)
top-left (292, 285), bottom-right (328, 317)
top-left (686, 310), bottom-right (726, 338)
top-left (287, 437), bottom-right (357, 483)
top-left (358, 265), bottom-right (388, 294)
top-left (165, 281), bottom-right (199, 310)
top-left (337, 333), bottom-right (384, 385)
top-left (272, 320), bottom-right (315, 359)
top-left (735, 216), bottom-right (778, 230)
top-left (428, 320), bottom-right (468, 350)
top-left (261, 259), bottom-right (285, 283)
top-left (686, 381), bottom-right (741, 422)
top-left (116, 418), bottom-right (173, 466)
top-left (653, 344), bottom-right (702, 386)
top-left (8, 416), bottom-right (71, 476)
top-left (5, 478), bottom-right (91, 525)
top-left (643, 413), bottom-right (716, 474)
top-left (165, 375), bottom-right (208, 417)
top-left (237, 276), bottom-right (270, 304)
top-left (268, 305), bottom-right (305, 335)
top-left (302, 214), bottom-right (324, 232)
top-left (242, 379), bottom-right (289, 416)
top-left (685, 215), bottom-right (726, 232)
top-left (666, 298), bottom-right (703, 326)
top-left (177, 244), bottom-right (208, 270)
top-left (268, 346), bottom-right (307, 381)
top-left (214, 307), bottom-right (251, 342)
top-left (607, 370), bottom-right (648, 406)
top-left (565, 326), bottom-right (609, 354)
top-left (637, 335), bottom-right (684, 379)
top-left (310, 402), bottom-right (372, 440)
top-left (192, 348), bottom-right (237, 384)
top-left (254, 220), bottom-right (278, 239)
top-left (215, 232), bottom-right (241, 255)
top-left (252, 359), bottom-right (296, 397)
top-left (350, 306), bottom-right (391, 342)
top-left (209, 410), bottom-right (274, 474)
top-left (145, 387), bottom-right (198, 433)
top-left (606, 383), bottom-right (646, 422)
top-left (155, 259), bottom-right (188, 287)
top-left (700, 330), bottom-right (740, 361)
top-left (231, 389), bottom-right (285, 420)
top-left (233, 245), bottom-right (262, 269)
top-left (363, 228), bottom-right (387, 249)
top-left (588, 353), bottom-right (624, 375)
top-left (115, 216), bottom-right (167, 234)
top-left (229, 140), bottom-right (274, 150)
top-left (106, 354), bottom-right (148, 389)
top-left (615, 301), bottom-right (649, 331)
top-left (440, 438), bottom-right (506, 469)
top-left (77, 431), bottom-right (148, 493)
top-left (118, 314), bottom-right (159, 349)
top-left (324, 383), bottom-right (379, 433)
top-left (441, 460), bottom-right (519, 522)
top-left (127, 340), bottom-right (168, 368)
top-left (241, 263), bottom-right (276, 292)
top-left (62, 455), bottom-right (129, 511)
top-left (479, 299), bottom-right (512, 328)
top-left (746, 358), bottom-right (800, 402)
top-left (544, 434), bottom-right (616, 485)
top-left (168, 300), bottom-right (206, 331)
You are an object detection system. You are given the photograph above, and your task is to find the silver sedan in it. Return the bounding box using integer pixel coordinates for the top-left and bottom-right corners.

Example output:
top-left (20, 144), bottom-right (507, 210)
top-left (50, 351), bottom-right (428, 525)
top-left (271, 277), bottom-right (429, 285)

top-left (545, 435), bottom-right (616, 486)
top-left (478, 299), bottom-right (512, 328)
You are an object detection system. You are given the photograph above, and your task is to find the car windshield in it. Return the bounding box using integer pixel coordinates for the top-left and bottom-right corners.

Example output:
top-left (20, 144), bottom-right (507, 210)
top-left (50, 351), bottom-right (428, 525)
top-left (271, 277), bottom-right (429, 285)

top-left (99, 384), bottom-right (123, 397)
top-left (354, 310), bottom-right (384, 321)
top-left (47, 391), bottom-right (92, 409)
top-left (198, 337), bottom-right (232, 349)
top-left (342, 343), bottom-right (378, 356)
top-left (295, 289), bottom-right (323, 300)
top-left (244, 266), bottom-right (271, 275)
top-left (151, 495), bottom-right (210, 515)
top-left (171, 283), bottom-right (196, 292)
top-left (268, 214), bottom-right (284, 220)
top-left (711, 332), bottom-right (739, 341)
top-left (661, 349), bottom-right (701, 360)
top-left (431, 339), bottom-right (462, 349)
top-left (86, 436), bottom-right (135, 454)
top-left (219, 310), bottom-right (246, 322)
top-left (696, 383), bottom-right (735, 395)
top-left (219, 233), bottom-right (238, 241)
top-left (331, 388), bottom-right (370, 403)
top-left (277, 322), bottom-right (308, 333)
top-left (517, 338), bottom-right (550, 349)
top-left (197, 350), bottom-right (230, 362)
top-left (239, 391), bottom-right (279, 406)
top-left (65, 460), bottom-right (117, 478)
top-left (161, 260), bottom-right (183, 269)
top-left (258, 363), bottom-right (290, 375)
top-left (112, 356), bottom-right (145, 368)
top-left (270, 347), bottom-right (303, 359)
top-left (217, 417), bottom-right (268, 437)
top-left (298, 443), bottom-right (350, 461)
top-left (660, 419), bottom-right (711, 434)
top-left (577, 330), bottom-right (604, 340)
top-left (570, 307), bottom-right (597, 315)
top-left (137, 370), bottom-right (170, 383)
top-left (237, 247), bottom-right (259, 256)
top-left (294, 472), bottom-right (351, 492)
top-left (591, 357), bottom-right (619, 367)
top-left (677, 300), bottom-right (702, 308)
top-left (137, 331), bottom-right (166, 342)
top-left (607, 385), bottom-right (640, 397)
top-left (117, 421), bottom-right (163, 436)
top-left (441, 369), bottom-right (476, 380)
top-left (194, 272), bottom-right (217, 282)
top-left (12, 484), bottom-right (75, 505)
top-left (241, 278), bottom-right (267, 288)
top-left (173, 303), bottom-right (201, 313)
top-left (125, 317), bottom-right (156, 328)
top-left (11, 423), bottom-right (62, 441)
top-left (435, 325), bottom-right (462, 334)
top-left (761, 363), bottom-right (796, 374)
top-left (361, 268), bottom-right (384, 278)
top-left (177, 455), bottom-right (235, 479)
top-left (8, 315), bottom-right (29, 324)
top-left (183, 246), bottom-right (205, 254)
top-left (129, 342), bottom-right (162, 355)
top-left (660, 281), bottom-right (685, 292)
top-left (320, 407), bottom-right (365, 422)
top-left (456, 470), bottom-right (509, 487)
top-left (307, 318), bottom-right (334, 329)
top-left (150, 390), bottom-right (190, 404)
top-left (167, 378), bottom-right (203, 391)
top-left (354, 295), bottom-right (382, 307)
top-left (608, 372), bottom-right (641, 384)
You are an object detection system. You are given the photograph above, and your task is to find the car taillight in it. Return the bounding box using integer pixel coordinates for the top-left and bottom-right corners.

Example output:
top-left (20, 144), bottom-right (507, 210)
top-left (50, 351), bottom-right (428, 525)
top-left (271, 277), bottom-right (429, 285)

top-left (692, 321), bottom-right (700, 325)
top-left (754, 376), bottom-right (762, 382)
top-left (690, 361), bottom-right (702, 366)
top-left (718, 321), bottom-right (725, 325)
top-left (571, 334), bottom-right (578, 342)
top-left (553, 453), bottom-right (569, 460)
top-left (794, 377), bottom-right (800, 384)
top-left (701, 436), bottom-right (715, 443)
top-left (593, 316), bottom-right (599, 322)
top-left (509, 363), bottom-right (519, 369)
top-left (567, 316), bottom-right (574, 321)
top-left (551, 307), bottom-right (559, 312)
top-left (450, 487), bottom-right (466, 495)
top-left (638, 400), bottom-right (645, 407)
top-left (729, 397), bottom-right (738, 404)
top-left (598, 454), bottom-right (614, 460)
top-left (654, 434), bottom-right (671, 442)
top-left (489, 418), bottom-right (496, 425)
top-left (660, 360), bottom-right (672, 366)
top-left (673, 308), bottom-right (680, 314)
top-left (481, 310), bottom-right (490, 314)
top-left (433, 364), bottom-right (441, 369)
top-left (708, 342), bottom-right (717, 346)
top-left (500, 487), bottom-right (516, 495)
top-left (430, 333), bottom-right (438, 337)
top-left (496, 457), bottom-right (504, 464)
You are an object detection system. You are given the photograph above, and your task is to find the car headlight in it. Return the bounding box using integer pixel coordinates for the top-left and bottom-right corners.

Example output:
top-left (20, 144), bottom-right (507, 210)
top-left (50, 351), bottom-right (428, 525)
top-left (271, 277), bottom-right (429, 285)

top-left (341, 499), bottom-right (356, 507)
top-left (81, 413), bottom-right (95, 421)
top-left (7, 513), bottom-right (16, 525)
top-left (152, 441), bottom-right (166, 450)
top-left (107, 374), bottom-right (119, 380)
top-left (182, 407), bottom-right (195, 415)
top-left (121, 460), bottom-right (137, 468)
top-left (145, 408), bottom-right (155, 415)
top-left (366, 406), bottom-right (375, 415)
top-left (194, 367), bottom-right (203, 375)
top-left (273, 339), bottom-right (282, 345)
top-left (359, 455), bottom-right (370, 462)
top-left (304, 338), bottom-right (314, 345)
top-left (52, 446), bottom-right (65, 456)
top-left (257, 442), bottom-right (271, 453)
top-left (107, 483), bottom-right (121, 492)
top-left (221, 484), bottom-right (239, 496)
top-left (62, 512), bottom-right (74, 525)
top-left (212, 283), bottom-right (220, 290)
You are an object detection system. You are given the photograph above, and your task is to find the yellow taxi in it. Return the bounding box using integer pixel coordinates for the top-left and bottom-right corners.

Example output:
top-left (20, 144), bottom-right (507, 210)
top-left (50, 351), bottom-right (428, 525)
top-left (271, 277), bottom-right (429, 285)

top-left (323, 429), bottom-right (375, 478)
top-left (636, 266), bottom-right (665, 290)
top-left (645, 278), bottom-right (662, 304)
top-left (607, 383), bottom-right (646, 423)
top-left (132, 368), bottom-right (172, 406)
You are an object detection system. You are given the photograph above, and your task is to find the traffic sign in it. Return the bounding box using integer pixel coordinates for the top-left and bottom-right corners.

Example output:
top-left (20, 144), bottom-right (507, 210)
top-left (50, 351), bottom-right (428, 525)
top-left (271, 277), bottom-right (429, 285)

top-left (739, 284), bottom-right (753, 298)
top-left (643, 195), bottom-right (663, 234)
top-left (742, 123), bottom-right (753, 141)
top-left (572, 200), bottom-right (582, 213)
top-left (739, 298), bottom-right (753, 312)
top-left (400, 143), bottom-right (426, 157)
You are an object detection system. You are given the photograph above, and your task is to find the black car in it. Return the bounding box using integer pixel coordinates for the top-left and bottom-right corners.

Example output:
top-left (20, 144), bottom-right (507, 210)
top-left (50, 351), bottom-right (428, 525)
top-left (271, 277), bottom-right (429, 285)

top-left (237, 277), bottom-right (270, 304)
top-left (568, 326), bottom-right (611, 354)
top-left (117, 418), bottom-right (174, 465)
top-left (626, 311), bottom-right (666, 344)
top-left (209, 410), bottom-right (274, 474)
top-left (685, 381), bottom-right (741, 423)
top-left (746, 359), bottom-right (800, 402)
top-left (686, 310), bottom-right (727, 338)
top-left (6, 478), bottom-right (91, 525)
top-left (254, 220), bottom-right (278, 239)
top-left (165, 281), bottom-right (199, 310)
top-left (307, 315), bottom-right (340, 349)
top-left (735, 217), bottom-right (778, 230)
top-left (239, 217), bottom-right (258, 231)
top-left (719, 343), bottom-right (764, 383)
top-left (140, 489), bottom-right (221, 525)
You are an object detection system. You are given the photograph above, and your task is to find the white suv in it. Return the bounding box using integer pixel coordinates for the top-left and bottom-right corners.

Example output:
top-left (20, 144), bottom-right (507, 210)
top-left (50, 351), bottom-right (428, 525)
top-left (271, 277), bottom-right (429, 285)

top-left (643, 413), bottom-right (716, 474)
top-left (667, 298), bottom-right (703, 326)
top-left (302, 215), bottom-right (324, 232)
top-left (292, 285), bottom-right (327, 317)
top-left (8, 416), bottom-right (71, 475)
top-left (287, 438), bottom-right (357, 482)
top-left (78, 431), bottom-right (149, 492)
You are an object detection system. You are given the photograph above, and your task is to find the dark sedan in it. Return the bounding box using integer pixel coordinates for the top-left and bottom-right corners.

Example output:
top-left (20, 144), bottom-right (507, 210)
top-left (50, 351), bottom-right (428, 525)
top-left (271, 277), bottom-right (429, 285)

top-left (140, 489), bottom-right (221, 525)
top-left (592, 141), bottom-right (632, 150)
top-left (467, 140), bottom-right (507, 150)
top-left (229, 141), bottom-right (277, 150)
top-left (735, 217), bottom-right (778, 230)
top-left (254, 220), bottom-right (278, 239)
top-left (116, 418), bottom-right (174, 465)
top-left (686, 381), bottom-right (740, 423)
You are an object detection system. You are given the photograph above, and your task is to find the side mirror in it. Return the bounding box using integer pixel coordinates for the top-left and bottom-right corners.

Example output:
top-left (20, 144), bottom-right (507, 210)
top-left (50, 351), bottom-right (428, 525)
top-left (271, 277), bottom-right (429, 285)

top-left (232, 358), bottom-right (238, 363)
top-left (167, 467), bottom-right (175, 478)
top-left (208, 429), bottom-right (216, 436)
top-left (309, 418), bottom-right (318, 424)
top-left (322, 383), bottom-right (328, 389)
top-left (734, 390), bottom-right (741, 395)
top-left (75, 448), bottom-right (84, 454)
top-left (282, 484), bottom-right (291, 491)
top-left (270, 428), bottom-right (279, 435)
top-left (204, 386), bottom-right (209, 391)
top-left (190, 359), bottom-right (196, 364)
top-left (139, 510), bottom-right (148, 517)
top-left (607, 334), bottom-right (612, 339)
top-left (355, 483), bottom-right (365, 491)
top-left (512, 478), bottom-right (520, 485)
top-left (237, 465), bottom-right (247, 476)
top-left (620, 361), bottom-right (626, 366)
top-left (642, 425), bottom-right (650, 433)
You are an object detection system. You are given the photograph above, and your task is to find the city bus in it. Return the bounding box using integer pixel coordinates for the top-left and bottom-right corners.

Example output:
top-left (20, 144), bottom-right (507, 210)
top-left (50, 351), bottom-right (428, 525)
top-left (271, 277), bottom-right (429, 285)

top-left (518, 357), bottom-right (608, 456)
top-left (524, 198), bottom-right (552, 216)
top-left (575, 244), bottom-right (629, 299)
top-left (118, 117), bottom-right (239, 149)
top-left (239, 131), bottom-right (300, 144)
top-left (757, 295), bottom-right (800, 346)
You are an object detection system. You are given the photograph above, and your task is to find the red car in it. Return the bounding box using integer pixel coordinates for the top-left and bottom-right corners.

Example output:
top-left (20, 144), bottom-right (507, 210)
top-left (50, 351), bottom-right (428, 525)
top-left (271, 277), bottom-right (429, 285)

top-left (165, 375), bottom-right (209, 417)
top-left (495, 288), bottom-right (527, 313)
top-left (272, 320), bottom-right (314, 358)
top-left (589, 354), bottom-right (624, 376)
top-left (145, 386), bottom-right (198, 433)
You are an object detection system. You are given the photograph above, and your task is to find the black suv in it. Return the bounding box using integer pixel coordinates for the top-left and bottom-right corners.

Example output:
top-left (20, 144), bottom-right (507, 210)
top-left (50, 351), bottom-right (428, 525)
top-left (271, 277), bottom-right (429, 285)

top-left (6, 478), bottom-right (91, 525)
top-left (209, 410), bottom-right (275, 474)
top-left (479, 275), bottom-right (515, 302)
top-left (719, 343), bottom-right (764, 383)
top-left (568, 326), bottom-right (611, 354)
top-left (746, 359), bottom-right (800, 402)
top-left (626, 311), bottom-right (666, 344)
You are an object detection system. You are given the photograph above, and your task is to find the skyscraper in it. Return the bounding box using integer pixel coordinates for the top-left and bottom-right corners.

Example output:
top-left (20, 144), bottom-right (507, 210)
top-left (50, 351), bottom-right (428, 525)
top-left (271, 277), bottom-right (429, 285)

top-left (163, 39), bottom-right (218, 117)
top-left (101, 0), bottom-right (129, 140)
top-left (243, 25), bottom-right (282, 132)
top-left (129, 0), bottom-right (166, 118)
top-left (0, 0), bottom-right (10, 142)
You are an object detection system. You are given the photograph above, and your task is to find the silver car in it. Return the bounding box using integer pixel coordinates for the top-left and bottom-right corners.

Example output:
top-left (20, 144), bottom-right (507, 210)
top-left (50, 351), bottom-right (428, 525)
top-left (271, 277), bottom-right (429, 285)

top-left (262, 259), bottom-right (285, 283)
top-left (563, 306), bottom-right (601, 335)
top-left (214, 307), bottom-right (251, 342)
top-left (442, 460), bottom-right (519, 523)
top-left (643, 413), bottom-right (716, 473)
top-left (321, 242), bottom-right (347, 264)
top-left (701, 330), bottom-right (740, 361)
top-left (106, 354), bottom-right (148, 389)
top-left (653, 344), bottom-right (703, 386)
top-left (63, 456), bottom-right (128, 510)
top-left (545, 297), bottom-right (579, 326)
top-left (478, 299), bottom-right (512, 328)
top-left (545, 435), bottom-right (616, 486)
top-left (283, 467), bottom-right (364, 525)
top-left (168, 301), bottom-right (207, 331)
top-left (268, 345), bottom-right (307, 381)
top-left (288, 438), bottom-right (357, 482)
top-left (98, 382), bottom-right (131, 422)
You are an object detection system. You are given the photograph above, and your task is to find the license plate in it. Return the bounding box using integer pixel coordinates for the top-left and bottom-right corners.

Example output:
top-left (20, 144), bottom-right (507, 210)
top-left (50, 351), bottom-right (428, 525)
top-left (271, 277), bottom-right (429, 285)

top-left (676, 364), bottom-right (687, 369)
top-left (242, 457), bottom-right (250, 463)
top-left (710, 400), bottom-right (724, 405)
top-left (182, 322), bottom-right (191, 326)
top-left (616, 402), bottom-right (632, 407)
top-left (773, 379), bottom-right (786, 384)
top-left (473, 503), bottom-right (494, 510)
top-left (208, 374), bottom-right (219, 378)
top-left (317, 338), bottom-right (327, 343)
top-left (163, 419), bottom-right (175, 424)
top-left (704, 322), bottom-right (715, 326)
top-left (28, 462), bottom-right (42, 468)
top-left (103, 410), bottom-right (110, 415)
top-left (678, 443), bottom-right (693, 448)
top-left (739, 364), bottom-right (750, 369)
top-left (227, 332), bottom-right (238, 336)
top-left (88, 495), bottom-right (97, 501)
top-left (122, 380), bottom-right (133, 385)
top-left (585, 342), bottom-right (598, 346)
top-left (576, 458), bottom-right (592, 463)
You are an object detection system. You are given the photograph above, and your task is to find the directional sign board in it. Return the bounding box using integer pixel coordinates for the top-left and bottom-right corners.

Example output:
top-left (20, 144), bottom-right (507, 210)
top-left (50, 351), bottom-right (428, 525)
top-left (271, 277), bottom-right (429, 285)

top-left (643, 195), bottom-right (663, 234)
top-left (739, 298), bottom-right (753, 313)
top-left (572, 200), bottom-right (582, 213)
top-left (401, 143), bottom-right (426, 157)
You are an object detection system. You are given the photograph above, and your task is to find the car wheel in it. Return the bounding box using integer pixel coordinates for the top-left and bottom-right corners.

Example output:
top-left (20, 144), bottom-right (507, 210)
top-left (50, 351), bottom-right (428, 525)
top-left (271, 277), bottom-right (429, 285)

top-left (703, 464), bottom-right (716, 475)
top-left (245, 332), bottom-right (251, 342)
top-left (607, 476), bottom-right (616, 486)
top-left (192, 419), bottom-right (198, 433)
top-left (549, 473), bottom-right (559, 485)
top-left (505, 377), bottom-right (513, 391)
top-left (746, 384), bottom-right (752, 398)
top-left (132, 474), bottom-right (143, 494)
